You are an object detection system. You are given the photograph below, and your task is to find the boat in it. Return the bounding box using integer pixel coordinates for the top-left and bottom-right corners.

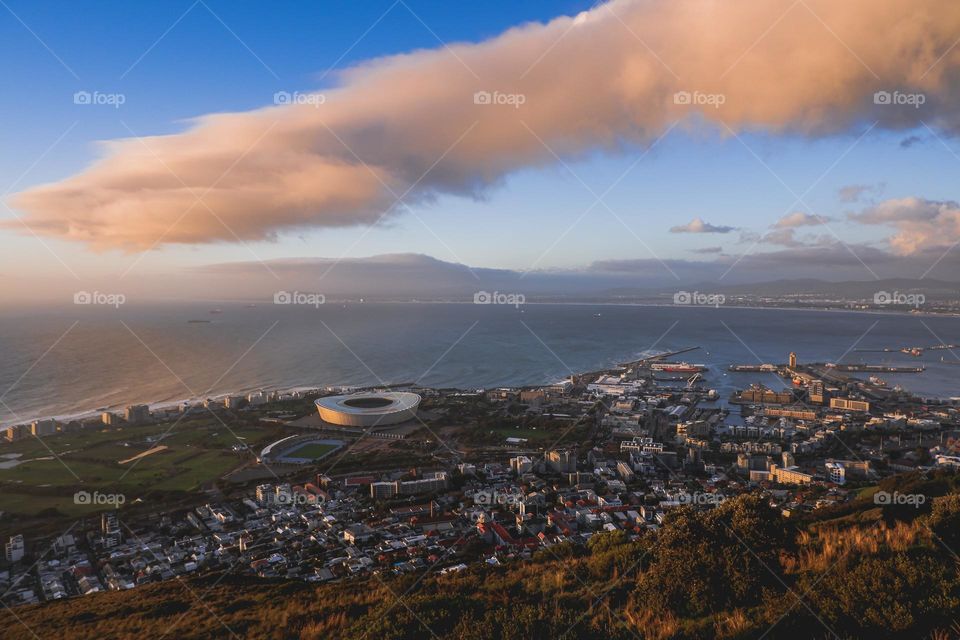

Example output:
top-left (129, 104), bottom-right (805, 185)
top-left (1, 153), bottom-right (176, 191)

top-left (868, 375), bottom-right (887, 386)
top-left (649, 362), bottom-right (707, 373)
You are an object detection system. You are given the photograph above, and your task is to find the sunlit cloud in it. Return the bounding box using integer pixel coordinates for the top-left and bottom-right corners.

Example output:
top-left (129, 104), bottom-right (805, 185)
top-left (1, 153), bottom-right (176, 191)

top-left (8, 0), bottom-right (960, 251)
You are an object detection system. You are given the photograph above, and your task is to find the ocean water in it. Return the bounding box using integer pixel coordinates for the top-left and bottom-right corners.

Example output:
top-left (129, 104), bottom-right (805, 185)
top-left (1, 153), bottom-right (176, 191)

top-left (0, 302), bottom-right (958, 424)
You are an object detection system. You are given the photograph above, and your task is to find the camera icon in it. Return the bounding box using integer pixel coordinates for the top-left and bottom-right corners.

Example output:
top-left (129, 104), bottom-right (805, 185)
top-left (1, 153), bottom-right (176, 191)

top-left (873, 491), bottom-right (891, 505)
top-left (473, 291), bottom-right (492, 304)
top-left (474, 491), bottom-right (492, 504)
top-left (473, 91), bottom-right (492, 105)
top-left (74, 291), bottom-right (92, 304)
top-left (74, 490), bottom-right (91, 505)
top-left (873, 91), bottom-right (891, 105)
top-left (673, 91), bottom-right (691, 105)
top-left (673, 291), bottom-right (692, 305)
top-left (873, 291), bottom-right (892, 305)
top-left (274, 291), bottom-right (292, 304)
top-left (273, 91), bottom-right (292, 105)
top-left (73, 91), bottom-right (91, 105)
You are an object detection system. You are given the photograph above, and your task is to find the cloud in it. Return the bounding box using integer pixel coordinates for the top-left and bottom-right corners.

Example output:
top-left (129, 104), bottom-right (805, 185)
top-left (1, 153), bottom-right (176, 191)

top-left (838, 184), bottom-right (872, 203)
top-left (900, 135), bottom-right (924, 148)
top-left (670, 217), bottom-right (737, 234)
top-left (850, 196), bottom-right (960, 255)
top-left (773, 211), bottom-right (831, 228)
top-left (762, 228), bottom-right (802, 247)
top-left (692, 245), bottom-right (724, 254)
top-left (9, 0), bottom-right (960, 250)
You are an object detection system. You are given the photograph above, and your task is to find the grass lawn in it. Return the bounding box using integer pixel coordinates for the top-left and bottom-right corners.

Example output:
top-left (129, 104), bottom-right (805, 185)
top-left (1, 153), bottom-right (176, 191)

top-left (286, 442), bottom-right (338, 460)
top-left (0, 418), bottom-right (283, 517)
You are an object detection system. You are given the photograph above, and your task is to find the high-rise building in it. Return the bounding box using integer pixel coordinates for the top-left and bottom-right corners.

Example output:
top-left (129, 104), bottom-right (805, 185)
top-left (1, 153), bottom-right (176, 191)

top-left (101, 512), bottom-right (121, 548)
top-left (509, 456), bottom-right (533, 475)
top-left (788, 352), bottom-right (797, 368)
top-left (5, 535), bottom-right (24, 563)
top-left (30, 419), bottom-right (57, 436)
top-left (124, 404), bottom-right (151, 424)
top-left (547, 449), bottom-right (576, 474)
top-left (809, 380), bottom-right (825, 404)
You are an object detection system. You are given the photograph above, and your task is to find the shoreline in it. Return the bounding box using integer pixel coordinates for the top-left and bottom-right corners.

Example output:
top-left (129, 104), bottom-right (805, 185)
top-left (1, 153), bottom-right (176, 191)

top-left (1, 303), bottom-right (957, 428)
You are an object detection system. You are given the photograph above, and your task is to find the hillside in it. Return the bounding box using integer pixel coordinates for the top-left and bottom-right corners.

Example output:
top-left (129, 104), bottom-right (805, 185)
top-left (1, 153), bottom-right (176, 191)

top-left (3, 472), bottom-right (960, 640)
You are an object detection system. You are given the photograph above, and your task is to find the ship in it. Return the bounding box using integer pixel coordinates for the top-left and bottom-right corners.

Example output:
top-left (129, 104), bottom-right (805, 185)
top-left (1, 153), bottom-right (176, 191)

top-left (649, 362), bottom-right (707, 373)
top-left (869, 375), bottom-right (887, 386)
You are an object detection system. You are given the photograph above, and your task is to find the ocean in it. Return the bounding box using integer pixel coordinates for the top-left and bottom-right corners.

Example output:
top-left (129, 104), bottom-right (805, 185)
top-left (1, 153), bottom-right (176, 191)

top-left (0, 302), bottom-right (958, 424)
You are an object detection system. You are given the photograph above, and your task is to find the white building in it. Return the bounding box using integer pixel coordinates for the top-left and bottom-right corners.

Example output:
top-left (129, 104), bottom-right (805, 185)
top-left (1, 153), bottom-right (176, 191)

top-left (5, 535), bottom-right (24, 563)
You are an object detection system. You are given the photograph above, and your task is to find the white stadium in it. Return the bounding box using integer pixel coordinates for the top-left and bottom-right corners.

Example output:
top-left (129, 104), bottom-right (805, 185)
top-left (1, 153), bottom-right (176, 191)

top-left (315, 391), bottom-right (421, 427)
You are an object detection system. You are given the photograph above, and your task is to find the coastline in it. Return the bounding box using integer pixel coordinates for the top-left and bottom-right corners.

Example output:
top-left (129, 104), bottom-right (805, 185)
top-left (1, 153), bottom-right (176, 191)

top-left (2, 302), bottom-right (956, 428)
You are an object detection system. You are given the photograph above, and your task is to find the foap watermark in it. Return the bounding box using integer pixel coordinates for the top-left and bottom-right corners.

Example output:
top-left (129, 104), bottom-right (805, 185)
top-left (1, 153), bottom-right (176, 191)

top-left (677, 492), bottom-right (727, 506)
top-left (73, 90), bottom-right (126, 109)
top-left (874, 290), bottom-right (925, 308)
top-left (276, 492), bottom-right (323, 507)
top-left (673, 290), bottom-right (725, 307)
top-left (473, 490), bottom-right (523, 506)
top-left (74, 290), bottom-right (126, 308)
top-left (274, 290), bottom-right (325, 308)
top-left (273, 91), bottom-right (326, 107)
top-left (874, 491), bottom-right (926, 508)
top-left (474, 290), bottom-right (525, 308)
top-left (74, 490), bottom-right (126, 506)
top-left (873, 90), bottom-right (926, 109)
top-left (473, 90), bottom-right (526, 109)
top-left (674, 90), bottom-right (725, 109)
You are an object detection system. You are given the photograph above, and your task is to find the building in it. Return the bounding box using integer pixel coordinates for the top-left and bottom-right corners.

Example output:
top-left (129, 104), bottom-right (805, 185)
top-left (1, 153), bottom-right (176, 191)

top-left (809, 380), bottom-right (825, 405)
top-left (510, 456), bottom-right (533, 475)
top-left (124, 404), bottom-right (151, 424)
top-left (101, 512), bottom-right (122, 548)
top-left (520, 389), bottom-right (546, 404)
top-left (30, 419), bottom-right (57, 436)
top-left (826, 458), bottom-right (871, 479)
top-left (315, 392), bottom-right (421, 427)
top-left (830, 397), bottom-right (870, 413)
top-left (399, 471), bottom-right (448, 495)
top-left (769, 463), bottom-right (814, 485)
top-left (4, 424), bottom-right (28, 442)
top-left (371, 481), bottom-right (398, 500)
top-left (789, 352), bottom-right (797, 368)
top-left (101, 412), bottom-right (119, 426)
top-left (825, 461), bottom-right (845, 484)
top-left (546, 449), bottom-right (576, 474)
top-left (5, 535), bottom-right (24, 563)
top-left (255, 483), bottom-right (274, 504)
top-left (739, 387), bottom-right (794, 404)
top-left (223, 395), bottom-right (243, 410)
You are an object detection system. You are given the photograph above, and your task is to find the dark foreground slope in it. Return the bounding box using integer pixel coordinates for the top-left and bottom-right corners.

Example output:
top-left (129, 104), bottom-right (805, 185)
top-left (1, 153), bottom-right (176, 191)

top-left (3, 473), bottom-right (960, 640)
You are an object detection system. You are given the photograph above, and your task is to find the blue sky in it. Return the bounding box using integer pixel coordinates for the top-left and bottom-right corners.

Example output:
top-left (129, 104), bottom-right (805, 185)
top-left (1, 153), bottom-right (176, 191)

top-left (2, 0), bottom-right (959, 302)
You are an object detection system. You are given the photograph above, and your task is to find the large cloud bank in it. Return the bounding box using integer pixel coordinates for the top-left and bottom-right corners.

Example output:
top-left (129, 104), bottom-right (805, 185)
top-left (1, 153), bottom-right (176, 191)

top-left (10, 0), bottom-right (960, 250)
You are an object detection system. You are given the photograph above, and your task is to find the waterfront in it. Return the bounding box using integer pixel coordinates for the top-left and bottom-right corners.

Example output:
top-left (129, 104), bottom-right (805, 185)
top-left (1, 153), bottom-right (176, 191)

top-left (1, 302), bottom-right (958, 425)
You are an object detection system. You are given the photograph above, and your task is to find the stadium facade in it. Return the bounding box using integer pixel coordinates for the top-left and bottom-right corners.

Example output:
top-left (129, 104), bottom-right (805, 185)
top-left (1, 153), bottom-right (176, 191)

top-left (315, 392), bottom-right (421, 427)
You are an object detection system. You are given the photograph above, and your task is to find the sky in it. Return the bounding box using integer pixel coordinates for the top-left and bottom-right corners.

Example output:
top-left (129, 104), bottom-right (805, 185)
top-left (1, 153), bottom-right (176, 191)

top-left (2, 0), bottom-right (960, 305)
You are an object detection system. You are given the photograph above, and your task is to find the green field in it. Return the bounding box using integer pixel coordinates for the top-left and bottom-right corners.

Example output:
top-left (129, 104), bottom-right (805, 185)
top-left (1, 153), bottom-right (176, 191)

top-left (0, 418), bottom-right (284, 517)
top-left (286, 442), bottom-right (338, 460)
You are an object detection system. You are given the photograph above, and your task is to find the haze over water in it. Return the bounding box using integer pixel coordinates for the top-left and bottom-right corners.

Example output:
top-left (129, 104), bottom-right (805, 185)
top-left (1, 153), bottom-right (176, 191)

top-left (0, 303), bottom-right (957, 425)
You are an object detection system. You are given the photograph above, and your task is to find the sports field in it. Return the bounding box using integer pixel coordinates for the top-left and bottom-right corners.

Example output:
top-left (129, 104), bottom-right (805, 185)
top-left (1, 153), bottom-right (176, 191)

top-left (285, 442), bottom-right (338, 460)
